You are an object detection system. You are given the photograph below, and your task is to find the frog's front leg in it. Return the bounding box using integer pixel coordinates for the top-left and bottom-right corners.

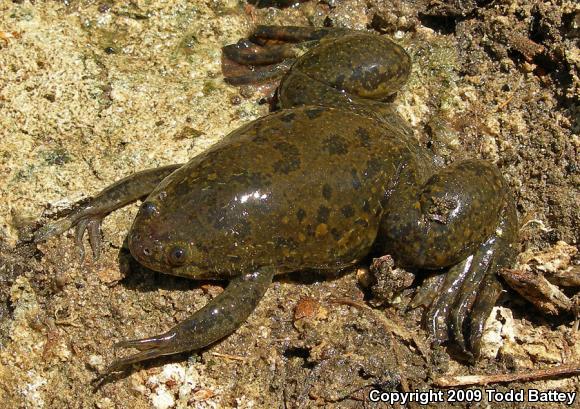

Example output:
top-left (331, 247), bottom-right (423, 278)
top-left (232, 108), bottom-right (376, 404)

top-left (381, 159), bottom-right (519, 358)
top-left (98, 267), bottom-right (275, 378)
top-left (34, 164), bottom-right (182, 259)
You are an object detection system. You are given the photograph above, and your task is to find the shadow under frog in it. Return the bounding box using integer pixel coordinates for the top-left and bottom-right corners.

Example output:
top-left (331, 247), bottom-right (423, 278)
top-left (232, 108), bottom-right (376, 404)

top-left (35, 26), bottom-right (519, 379)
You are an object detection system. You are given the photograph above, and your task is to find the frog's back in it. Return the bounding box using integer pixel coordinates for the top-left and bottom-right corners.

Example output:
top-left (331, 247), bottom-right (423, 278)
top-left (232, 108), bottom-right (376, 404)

top-left (147, 106), bottom-right (426, 276)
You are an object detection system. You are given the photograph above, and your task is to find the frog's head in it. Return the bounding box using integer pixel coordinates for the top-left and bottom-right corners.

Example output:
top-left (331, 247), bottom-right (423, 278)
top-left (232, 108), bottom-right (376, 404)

top-left (128, 197), bottom-right (211, 279)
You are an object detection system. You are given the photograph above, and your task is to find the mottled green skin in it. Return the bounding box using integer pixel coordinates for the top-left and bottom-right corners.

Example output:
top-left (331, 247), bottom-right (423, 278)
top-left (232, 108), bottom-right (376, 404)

top-left (130, 106), bottom-right (435, 279)
top-left (380, 159), bottom-right (514, 269)
top-left (130, 33), bottom-right (437, 279)
top-left (35, 29), bottom-right (518, 376)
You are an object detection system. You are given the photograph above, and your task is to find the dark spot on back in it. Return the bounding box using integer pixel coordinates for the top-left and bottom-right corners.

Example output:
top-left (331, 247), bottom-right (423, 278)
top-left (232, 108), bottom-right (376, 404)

top-left (296, 208), bottom-right (306, 222)
top-left (273, 141), bottom-right (299, 155)
top-left (322, 135), bottom-right (349, 156)
top-left (322, 184), bottom-right (332, 200)
top-left (341, 205), bottom-right (355, 218)
top-left (317, 206), bottom-right (330, 223)
top-left (351, 168), bottom-right (361, 190)
top-left (305, 107), bottom-right (324, 119)
top-left (253, 132), bottom-right (269, 145)
top-left (274, 236), bottom-right (297, 250)
top-left (273, 142), bottom-right (301, 174)
top-left (230, 171), bottom-right (272, 187)
top-left (330, 227), bottom-right (341, 241)
top-left (365, 157), bottom-right (382, 179)
top-left (356, 127), bottom-right (371, 148)
top-left (273, 158), bottom-right (301, 174)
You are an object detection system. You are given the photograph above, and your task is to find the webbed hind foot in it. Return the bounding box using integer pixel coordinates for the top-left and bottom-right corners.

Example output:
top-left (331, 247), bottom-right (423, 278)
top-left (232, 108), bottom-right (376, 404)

top-left (412, 201), bottom-right (518, 358)
top-left (95, 268), bottom-right (275, 379)
top-left (222, 25), bottom-right (349, 85)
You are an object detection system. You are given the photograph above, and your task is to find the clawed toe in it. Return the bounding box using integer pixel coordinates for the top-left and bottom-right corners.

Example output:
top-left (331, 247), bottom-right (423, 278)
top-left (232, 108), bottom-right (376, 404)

top-left (223, 40), bottom-right (299, 65)
top-left (221, 25), bottom-right (346, 86)
top-left (34, 217), bottom-right (74, 243)
top-left (94, 333), bottom-right (178, 380)
top-left (114, 332), bottom-right (176, 351)
top-left (34, 206), bottom-right (104, 261)
top-left (73, 216), bottom-right (103, 261)
top-left (415, 237), bottom-right (503, 358)
top-left (95, 348), bottom-right (167, 381)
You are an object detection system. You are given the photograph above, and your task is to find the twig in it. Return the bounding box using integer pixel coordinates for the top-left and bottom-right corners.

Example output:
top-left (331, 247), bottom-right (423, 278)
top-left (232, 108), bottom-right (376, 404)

top-left (329, 297), bottom-right (430, 362)
top-left (210, 351), bottom-right (247, 362)
top-left (391, 334), bottom-right (420, 409)
top-left (434, 363), bottom-right (580, 387)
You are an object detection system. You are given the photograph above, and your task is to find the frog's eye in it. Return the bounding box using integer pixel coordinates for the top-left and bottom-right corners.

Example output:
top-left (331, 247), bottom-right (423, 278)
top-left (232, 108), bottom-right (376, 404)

top-left (141, 202), bottom-right (158, 217)
top-left (168, 246), bottom-right (188, 266)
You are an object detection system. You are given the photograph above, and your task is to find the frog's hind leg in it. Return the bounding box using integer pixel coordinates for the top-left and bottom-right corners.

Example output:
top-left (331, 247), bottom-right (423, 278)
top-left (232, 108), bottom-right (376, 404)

top-left (34, 164), bottom-right (182, 260)
top-left (419, 176), bottom-right (518, 358)
top-left (222, 26), bottom-right (347, 86)
top-left (382, 159), bottom-right (519, 359)
top-left (418, 211), bottom-right (517, 359)
top-left (96, 267), bottom-right (275, 379)
top-left (464, 201), bottom-right (518, 356)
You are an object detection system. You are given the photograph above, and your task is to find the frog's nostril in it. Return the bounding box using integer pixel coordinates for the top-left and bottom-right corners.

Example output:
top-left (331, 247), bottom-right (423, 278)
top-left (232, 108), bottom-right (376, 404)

top-left (143, 247), bottom-right (151, 256)
top-left (141, 202), bottom-right (158, 217)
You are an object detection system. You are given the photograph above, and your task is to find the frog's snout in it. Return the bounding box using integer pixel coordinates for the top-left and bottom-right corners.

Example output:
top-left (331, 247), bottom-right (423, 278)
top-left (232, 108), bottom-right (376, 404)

top-left (127, 227), bottom-right (164, 272)
top-left (129, 232), bottom-right (148, 257)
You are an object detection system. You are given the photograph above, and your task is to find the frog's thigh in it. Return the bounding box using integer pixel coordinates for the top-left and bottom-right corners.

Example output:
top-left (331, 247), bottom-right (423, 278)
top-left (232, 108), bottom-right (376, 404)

top-left (382, 159), bottom-right (518, 356)
top-left (99, 267), bottom-right (275, 377)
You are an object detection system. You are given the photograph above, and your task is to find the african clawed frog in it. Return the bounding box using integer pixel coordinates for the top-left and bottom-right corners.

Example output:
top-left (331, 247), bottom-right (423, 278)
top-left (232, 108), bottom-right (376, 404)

top-left (35, 26), bottom-right (519, 377)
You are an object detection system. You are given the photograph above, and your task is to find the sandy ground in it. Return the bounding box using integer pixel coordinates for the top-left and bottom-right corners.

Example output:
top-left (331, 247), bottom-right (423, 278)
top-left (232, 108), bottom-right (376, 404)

top-left (0, 0), bottom-right (578, 408)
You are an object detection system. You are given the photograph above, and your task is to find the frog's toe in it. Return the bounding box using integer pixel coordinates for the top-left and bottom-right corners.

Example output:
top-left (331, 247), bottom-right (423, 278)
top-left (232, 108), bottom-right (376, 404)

top-left (223, 40), bottom-right (299, 66)
top-left (467, 273), bottom-right (503, 356)
top-left (447, 239), bottom-right (498, 354)
top-left (34, 216), bottom-right (75, 243)
top-left (35, 205), bottom-right (105, 260)
top-left (418, 236), bottom-right (505, 358)
top-left (98, 347), bottom-right (169, 379)
top-left (421, 256), bottom-right (472, 347)
top-left (221, 40), bottom-right (297, 85)
top-left (96, 331), bottom-right (179, 378)
top-left (73, 215), bottom-right (103, 261)
top-left (250, 25), bottom-right (348, 43)
top-left (222, 58), bottom-right (293, 86)
top-left (221, 25), bottom-right (345, 86)
top-left (114, 332), bottom-right (173, 351)
top-left (410, 273), bottom-right (445, 310)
